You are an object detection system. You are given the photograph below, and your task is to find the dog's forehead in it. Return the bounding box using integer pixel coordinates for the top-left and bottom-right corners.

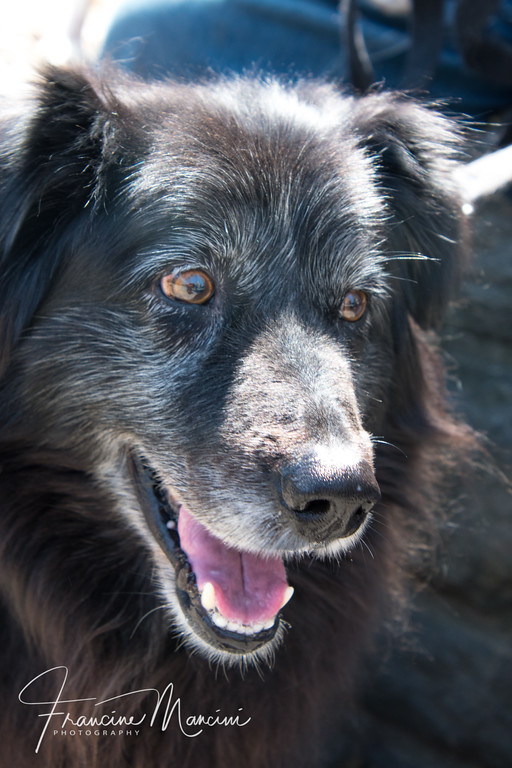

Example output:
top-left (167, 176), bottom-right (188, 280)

top-left (123, 81), bottom-right (386, 297)
top-left (135, 80), bottom-right (384, 224)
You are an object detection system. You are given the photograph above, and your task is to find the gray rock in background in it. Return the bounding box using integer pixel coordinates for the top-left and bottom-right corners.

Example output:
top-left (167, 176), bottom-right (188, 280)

top-left (333, 193), bottom-right (512, 768)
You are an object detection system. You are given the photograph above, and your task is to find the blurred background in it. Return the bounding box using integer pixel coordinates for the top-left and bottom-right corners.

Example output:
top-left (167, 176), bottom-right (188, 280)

top-left (0, 1), bottom-right (511, 766)
top-left (0, 0), bottom-right (117, 86)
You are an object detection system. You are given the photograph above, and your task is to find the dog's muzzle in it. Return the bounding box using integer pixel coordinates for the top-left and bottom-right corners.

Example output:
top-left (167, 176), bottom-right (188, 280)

top-left (128, 444), bottom-right (380, 659)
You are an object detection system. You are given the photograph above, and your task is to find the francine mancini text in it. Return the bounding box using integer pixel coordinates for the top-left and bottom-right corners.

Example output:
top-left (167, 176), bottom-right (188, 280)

top-left (19, 666), bottom-right (251, 754)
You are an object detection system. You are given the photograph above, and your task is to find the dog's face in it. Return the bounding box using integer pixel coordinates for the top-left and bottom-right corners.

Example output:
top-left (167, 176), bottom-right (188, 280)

top-left (0, 71), bottom-right (463, 665)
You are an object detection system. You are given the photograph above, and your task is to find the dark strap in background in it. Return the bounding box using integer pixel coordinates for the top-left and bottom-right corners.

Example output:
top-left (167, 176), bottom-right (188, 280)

top-left (340, 0), bottom-right (376, 91)
top-left (341, 0), bottom-right (512, 93)
top-left (340, 0), bottom-right (445, 92)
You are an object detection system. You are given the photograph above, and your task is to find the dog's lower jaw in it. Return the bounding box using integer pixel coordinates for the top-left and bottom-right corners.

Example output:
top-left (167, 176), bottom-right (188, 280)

top-left (145, 545), bottom-right (291, 670)
top-left (168, 589), bottom-right (289, 670)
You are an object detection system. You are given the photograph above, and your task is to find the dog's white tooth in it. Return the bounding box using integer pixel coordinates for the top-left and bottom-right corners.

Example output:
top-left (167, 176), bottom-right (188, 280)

top-left (251, 622), bottom-right (265, 633)
top-left (281, 586), bottom-right (294, 609)
top-left (263, 618), bottom-right (275, 630)
top-left (200, 582), bottom-right (216, 612)
top-left (211, 612), bottom-right (228, 629)
top-left (226, 620), bottom-right (241, 632)
top-left (166, 519), bottom-right (176, 530)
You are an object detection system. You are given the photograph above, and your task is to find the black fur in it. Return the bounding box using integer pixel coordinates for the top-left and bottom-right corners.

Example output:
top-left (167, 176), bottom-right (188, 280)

top-left (0, 67), bottom-right (472, 767)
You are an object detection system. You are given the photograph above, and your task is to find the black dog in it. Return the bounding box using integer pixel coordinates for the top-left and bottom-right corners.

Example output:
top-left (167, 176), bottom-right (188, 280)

top-left (0, 68), bottom-right (470, 767)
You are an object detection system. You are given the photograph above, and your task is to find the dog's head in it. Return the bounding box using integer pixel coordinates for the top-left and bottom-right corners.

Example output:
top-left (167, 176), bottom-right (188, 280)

top-left (0, 69), bottom-right (464, 665)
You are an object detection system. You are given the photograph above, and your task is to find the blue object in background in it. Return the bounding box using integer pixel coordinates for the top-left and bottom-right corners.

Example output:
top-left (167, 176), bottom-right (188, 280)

top-left (102, 0), bottom-right (512, 116)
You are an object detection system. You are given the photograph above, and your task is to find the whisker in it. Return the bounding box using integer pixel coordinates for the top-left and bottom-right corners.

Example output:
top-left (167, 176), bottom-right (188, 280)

top-left (129, 603), bottom-right (169, 639)
top-left (360, 536), bottom-right (375, 560)
top-left (385, 253), bottom-right (439, 263)
top-left (371, 437), bottom-right (408, 459)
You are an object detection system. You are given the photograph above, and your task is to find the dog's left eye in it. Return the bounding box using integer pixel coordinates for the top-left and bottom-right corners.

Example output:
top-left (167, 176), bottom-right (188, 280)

top-left (160, 269), bottom-right (215, 305)
top-left (339, 290), bottom-right (367, 322)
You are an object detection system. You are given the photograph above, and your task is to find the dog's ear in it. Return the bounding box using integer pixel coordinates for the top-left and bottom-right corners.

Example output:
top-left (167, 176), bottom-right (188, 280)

top-left (351, 94), bottom-right (467, 328)
top-left (0, 66), bottom-right (121, 376)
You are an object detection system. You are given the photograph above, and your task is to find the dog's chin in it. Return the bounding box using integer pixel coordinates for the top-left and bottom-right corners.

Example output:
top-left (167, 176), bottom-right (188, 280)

top-left (127, 451), bottom-right (368, 667)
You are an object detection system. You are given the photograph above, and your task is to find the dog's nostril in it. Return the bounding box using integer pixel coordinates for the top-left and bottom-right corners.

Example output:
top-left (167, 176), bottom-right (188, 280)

top-left (344, 505), bottom-right (369, 536)
top-left (300, 499), bottom-right (331, 516)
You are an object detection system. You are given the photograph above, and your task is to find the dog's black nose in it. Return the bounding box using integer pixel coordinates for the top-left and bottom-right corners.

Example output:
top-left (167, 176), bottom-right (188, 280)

top-left (277, 456), bottom-right (381, 541)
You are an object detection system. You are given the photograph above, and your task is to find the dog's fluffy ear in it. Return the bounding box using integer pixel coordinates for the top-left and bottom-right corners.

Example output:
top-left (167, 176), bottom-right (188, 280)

top-left (3, 66), bottom-right (119, 236)
top-left (351, 94), bottom-right (467, 328)
top-left (0, 67), bottom-right (119, 376)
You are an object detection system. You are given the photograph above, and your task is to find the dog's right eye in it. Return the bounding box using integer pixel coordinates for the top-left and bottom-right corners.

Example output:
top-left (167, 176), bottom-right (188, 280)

top-left (160, 269), bottom-right (215, 305)
top-left (339, 290), bottom-right (367, 322)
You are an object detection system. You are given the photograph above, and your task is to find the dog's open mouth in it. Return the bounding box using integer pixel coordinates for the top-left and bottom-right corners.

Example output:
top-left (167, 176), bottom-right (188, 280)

top-left (129, 453), bottom-right (293, 654)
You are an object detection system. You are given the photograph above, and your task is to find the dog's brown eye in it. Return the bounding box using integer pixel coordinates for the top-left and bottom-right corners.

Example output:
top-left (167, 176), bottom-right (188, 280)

top-left (161, 269), bottom-right (214, 305)
top-left (340, 290), bottom-right (367, 322)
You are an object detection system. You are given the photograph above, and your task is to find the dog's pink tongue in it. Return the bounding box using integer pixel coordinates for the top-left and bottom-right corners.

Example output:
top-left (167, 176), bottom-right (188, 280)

top-left (177, 506), bottom-right (288, 623)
